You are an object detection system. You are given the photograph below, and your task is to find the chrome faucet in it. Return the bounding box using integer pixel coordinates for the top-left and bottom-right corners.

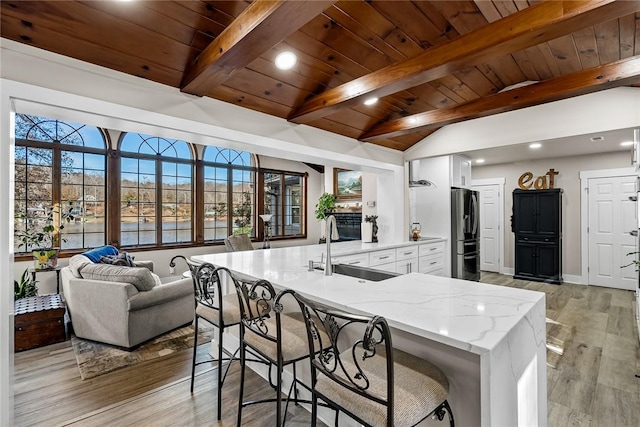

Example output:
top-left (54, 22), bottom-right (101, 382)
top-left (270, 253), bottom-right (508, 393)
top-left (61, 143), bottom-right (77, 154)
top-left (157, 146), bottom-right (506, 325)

top-left (325, 215), bottom-right (337, 276)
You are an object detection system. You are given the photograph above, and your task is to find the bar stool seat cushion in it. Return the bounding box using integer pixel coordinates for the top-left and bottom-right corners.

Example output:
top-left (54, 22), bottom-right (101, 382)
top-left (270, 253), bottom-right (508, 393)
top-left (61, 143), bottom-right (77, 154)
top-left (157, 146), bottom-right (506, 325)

top-left (244, 312), bottom-right (329, 363)
top-left (196, 294), bottom-right (241, 327)
top-left (315, 347), bottom-right (449, 427)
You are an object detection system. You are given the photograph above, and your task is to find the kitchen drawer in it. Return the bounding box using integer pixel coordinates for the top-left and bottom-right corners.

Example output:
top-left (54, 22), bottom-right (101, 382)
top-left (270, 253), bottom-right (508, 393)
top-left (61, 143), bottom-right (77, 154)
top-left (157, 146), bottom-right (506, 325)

top-left (419, 242), bottom-right (445, 257)
top-left (419, 253), bottom-right (444, 274)
top-left (370, 262), bottom-right (396, 273)
top-left (336, 253), bottom-right (369, 267)
top-left (369, 249), bottom-right (396, 266)
top-left (396, 247), bottom-right (418, 261)
top-left (396, 259), bottom-right (418, 274)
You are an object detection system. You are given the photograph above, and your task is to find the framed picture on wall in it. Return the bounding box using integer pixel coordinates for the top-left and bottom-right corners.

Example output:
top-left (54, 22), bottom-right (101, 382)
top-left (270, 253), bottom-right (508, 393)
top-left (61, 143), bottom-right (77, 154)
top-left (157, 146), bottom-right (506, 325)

top-left (334, 169), bottom-right (362, 200)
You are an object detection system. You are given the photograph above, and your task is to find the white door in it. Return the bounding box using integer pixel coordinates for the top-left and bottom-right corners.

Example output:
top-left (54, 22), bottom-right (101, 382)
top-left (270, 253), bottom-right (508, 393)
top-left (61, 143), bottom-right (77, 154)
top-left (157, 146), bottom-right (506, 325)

top-left (473, 183), bottom-right (501, 273)
top-left (588, 176), bottom-right (637, 290)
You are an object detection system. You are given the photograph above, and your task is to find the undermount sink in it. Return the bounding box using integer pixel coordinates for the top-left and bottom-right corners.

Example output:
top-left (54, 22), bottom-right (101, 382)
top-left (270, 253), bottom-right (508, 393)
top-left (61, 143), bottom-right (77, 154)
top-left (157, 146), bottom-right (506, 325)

top-left (317, 264), bottom-right (400, 282)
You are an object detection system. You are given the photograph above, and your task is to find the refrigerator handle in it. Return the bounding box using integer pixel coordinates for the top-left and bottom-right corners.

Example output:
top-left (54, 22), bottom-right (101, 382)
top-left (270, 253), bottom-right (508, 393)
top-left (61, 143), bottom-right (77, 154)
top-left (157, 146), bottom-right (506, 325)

top-left (471, 193), bottom-right (479, 236)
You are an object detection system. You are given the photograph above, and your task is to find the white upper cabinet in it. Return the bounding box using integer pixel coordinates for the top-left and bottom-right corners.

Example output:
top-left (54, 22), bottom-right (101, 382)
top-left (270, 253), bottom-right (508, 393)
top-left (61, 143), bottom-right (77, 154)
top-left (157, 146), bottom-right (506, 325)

top-left (451, 154), bottom-right (472, 188)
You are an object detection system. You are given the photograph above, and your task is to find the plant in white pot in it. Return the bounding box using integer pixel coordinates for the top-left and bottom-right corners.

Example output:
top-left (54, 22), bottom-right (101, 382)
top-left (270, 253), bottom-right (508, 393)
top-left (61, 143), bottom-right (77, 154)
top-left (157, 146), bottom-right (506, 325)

top-left (15, 204), bottom-right (75, 270)
top-left (315, 192), bottom-right (336, 244)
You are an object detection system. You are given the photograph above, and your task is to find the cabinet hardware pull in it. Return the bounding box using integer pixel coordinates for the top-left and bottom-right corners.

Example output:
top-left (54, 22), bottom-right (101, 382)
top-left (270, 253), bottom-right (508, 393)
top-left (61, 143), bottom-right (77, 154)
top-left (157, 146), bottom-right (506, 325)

top-left (380, 255), bottom-right (390, 259)
top-left (403, 252), bottom-right (413, 255)
top-left (349, 261), bottom-right (360, 265)
top-left (430, 261), bottom-right (437, 265)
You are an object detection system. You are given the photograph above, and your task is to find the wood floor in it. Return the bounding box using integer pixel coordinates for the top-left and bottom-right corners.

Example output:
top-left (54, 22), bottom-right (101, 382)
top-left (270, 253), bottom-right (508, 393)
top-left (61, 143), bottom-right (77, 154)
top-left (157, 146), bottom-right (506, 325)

top-left (13, 274), bottom-right (640, 426)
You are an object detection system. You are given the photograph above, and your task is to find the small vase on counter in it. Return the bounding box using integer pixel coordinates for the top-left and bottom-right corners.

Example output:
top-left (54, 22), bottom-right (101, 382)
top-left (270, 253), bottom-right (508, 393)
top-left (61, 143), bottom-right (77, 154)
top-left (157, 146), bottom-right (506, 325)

top-left (361, 222), bottom-right (373, 243)
top-left (365, 215), bottom-right (378, 243)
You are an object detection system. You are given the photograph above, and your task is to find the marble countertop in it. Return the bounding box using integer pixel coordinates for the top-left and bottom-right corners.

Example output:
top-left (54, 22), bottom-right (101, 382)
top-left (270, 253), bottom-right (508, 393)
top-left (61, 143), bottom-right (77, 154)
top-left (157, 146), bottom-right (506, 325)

top-left (193, 241), bottom-right (545, 356)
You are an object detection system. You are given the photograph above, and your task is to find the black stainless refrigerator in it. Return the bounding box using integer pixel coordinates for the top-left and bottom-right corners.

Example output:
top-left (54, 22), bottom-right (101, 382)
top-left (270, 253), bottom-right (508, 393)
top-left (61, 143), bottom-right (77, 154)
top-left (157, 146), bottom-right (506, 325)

top-left (451, 187), bottom-right (480, 281)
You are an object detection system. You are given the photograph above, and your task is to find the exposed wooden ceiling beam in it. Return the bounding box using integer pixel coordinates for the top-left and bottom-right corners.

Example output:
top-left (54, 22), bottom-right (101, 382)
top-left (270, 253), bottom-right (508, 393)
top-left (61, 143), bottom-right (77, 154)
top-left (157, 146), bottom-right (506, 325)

top-left (360, 56), bottom-right (640, 142)
top-left (181, 0), bottom-right (336, 96)
top-left (289, 0), bottom-right (640, 124)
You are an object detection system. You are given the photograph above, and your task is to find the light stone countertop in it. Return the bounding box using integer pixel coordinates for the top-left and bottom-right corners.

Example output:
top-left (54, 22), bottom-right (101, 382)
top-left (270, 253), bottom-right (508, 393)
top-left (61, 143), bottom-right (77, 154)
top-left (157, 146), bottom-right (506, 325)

top-left (193, 240), bottom-right (548, 427)
top-left (193, 240), bottom-right (545, 356)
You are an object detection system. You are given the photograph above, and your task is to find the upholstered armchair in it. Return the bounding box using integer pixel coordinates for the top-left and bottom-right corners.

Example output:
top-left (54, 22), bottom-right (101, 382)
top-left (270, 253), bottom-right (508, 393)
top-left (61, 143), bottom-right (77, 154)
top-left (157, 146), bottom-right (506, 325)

top-left (61, 254), bottom-right (194, 349)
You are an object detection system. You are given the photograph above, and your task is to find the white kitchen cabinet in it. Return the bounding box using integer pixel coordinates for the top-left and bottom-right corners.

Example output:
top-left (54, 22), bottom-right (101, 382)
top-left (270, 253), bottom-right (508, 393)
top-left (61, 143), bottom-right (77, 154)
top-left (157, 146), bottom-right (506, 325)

top-left (370, 262), bottom-right (397, 273)
top-left (396, 247), bottom-right (418, 274)
top-left (396, 259), bottom-right (418, 274)
top-left (451, 154), bottom-right (472, 188)
top-left (335, 252), bottom-right (369, 267)
top-left (419, 242), bottom-right (445, 276)
top-left (369, 249), bottom-right (396, 267)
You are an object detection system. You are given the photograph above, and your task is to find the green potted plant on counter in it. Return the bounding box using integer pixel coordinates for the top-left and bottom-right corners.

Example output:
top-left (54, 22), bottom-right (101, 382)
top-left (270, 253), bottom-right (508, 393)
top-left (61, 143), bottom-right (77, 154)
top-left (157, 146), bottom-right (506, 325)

top-left (315, 192), bottom-right (336, 244)
top-left (15, 204), bottom-right (75, 270)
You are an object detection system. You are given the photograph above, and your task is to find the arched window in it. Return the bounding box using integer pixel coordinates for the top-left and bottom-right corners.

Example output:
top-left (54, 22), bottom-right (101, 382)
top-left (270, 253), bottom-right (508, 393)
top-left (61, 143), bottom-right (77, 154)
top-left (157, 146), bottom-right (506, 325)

top-left (119, 133), bottom-right (194, 247)
top-left (202, 146), bottom-right (256, 240)
top-left (14, 114), bottom-right (107, 252)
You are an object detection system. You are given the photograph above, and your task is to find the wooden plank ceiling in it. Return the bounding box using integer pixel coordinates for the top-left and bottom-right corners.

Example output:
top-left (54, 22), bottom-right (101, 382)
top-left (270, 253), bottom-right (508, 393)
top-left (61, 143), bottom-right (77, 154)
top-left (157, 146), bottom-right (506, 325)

top-left (2, 0), bottom-right (640, 152)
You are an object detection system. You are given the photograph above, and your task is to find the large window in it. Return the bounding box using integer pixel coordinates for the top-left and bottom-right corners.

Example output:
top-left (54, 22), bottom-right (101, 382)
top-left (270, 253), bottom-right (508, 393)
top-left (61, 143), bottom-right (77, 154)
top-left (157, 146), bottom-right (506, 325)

top-left (263, 171), bottom-right (305, 238)
top-left (13, 117), bottom-right (307, 256)
top-left (120, 133), bottom-right (194, 247)
top-left (14, 114), bottom-right (107, 252)
top-left (203, 147), bottom-right (255, 240)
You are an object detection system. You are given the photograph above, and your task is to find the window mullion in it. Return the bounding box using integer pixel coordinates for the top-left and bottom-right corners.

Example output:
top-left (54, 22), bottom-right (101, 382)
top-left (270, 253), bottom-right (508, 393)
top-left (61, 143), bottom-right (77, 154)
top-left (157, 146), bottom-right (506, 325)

top-left (52, 146), bottom-right (62, 247)
top-left (280, 173), bottom-right (286, 237)
top-left (156, 157), bottom-right (162, 245)
top-left (195, 159), bottom-right (204, 244)
top-left (227, 166), bottom-right (233, 237)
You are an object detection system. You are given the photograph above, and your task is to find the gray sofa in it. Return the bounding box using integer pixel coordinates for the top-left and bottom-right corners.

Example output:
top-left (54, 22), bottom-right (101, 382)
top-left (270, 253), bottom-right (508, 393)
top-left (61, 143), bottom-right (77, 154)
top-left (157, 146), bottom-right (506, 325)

top-left (61, 255), bottom-right (194, 349)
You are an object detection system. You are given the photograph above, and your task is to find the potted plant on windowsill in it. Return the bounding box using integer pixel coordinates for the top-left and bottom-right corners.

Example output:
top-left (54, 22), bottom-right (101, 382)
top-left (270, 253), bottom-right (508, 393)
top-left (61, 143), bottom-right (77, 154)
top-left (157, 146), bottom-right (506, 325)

top-left (315, 192), bottom-right (336, 244)
top-left (15, 204), bottom-right (74, 270)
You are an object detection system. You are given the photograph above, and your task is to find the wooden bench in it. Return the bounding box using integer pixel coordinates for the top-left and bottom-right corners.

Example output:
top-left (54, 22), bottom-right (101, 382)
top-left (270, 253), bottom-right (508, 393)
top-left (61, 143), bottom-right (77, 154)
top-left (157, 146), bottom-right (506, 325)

top-left (14, 294), bottom-right (66, 352)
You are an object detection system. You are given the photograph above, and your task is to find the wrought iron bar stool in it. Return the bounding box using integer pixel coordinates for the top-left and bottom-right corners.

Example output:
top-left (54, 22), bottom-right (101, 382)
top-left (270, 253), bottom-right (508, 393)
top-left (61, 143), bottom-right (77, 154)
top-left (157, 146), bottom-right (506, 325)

top-left (188, 261), bottom-right (245, 420)
top-left (288, 290), bottom-right (455, 427)
top-left (233, 277), bottom-right (331, 427)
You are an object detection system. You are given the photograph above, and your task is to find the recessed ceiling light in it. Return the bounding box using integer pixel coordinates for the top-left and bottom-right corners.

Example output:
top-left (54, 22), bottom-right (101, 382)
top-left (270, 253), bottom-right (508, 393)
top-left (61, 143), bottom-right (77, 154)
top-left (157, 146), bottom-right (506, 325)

top-left (363, 97), bottom-right (378, 106)
top-left (621, 141), bottom-right (634, 147)
top-left (529, 143), bottom-right (542, 149)
top-left (407, 117), bottom-right (418, 125)
top-left (476, 159), bottom-right (485, 164)
top-left (274, 51), bottom-right (296, 70)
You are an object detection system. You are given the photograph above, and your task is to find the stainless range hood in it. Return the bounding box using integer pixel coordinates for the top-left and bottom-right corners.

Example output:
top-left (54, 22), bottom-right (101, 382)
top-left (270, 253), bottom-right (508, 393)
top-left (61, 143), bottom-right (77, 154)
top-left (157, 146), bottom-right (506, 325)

top-left (408, 159), bottom-right (436, 188)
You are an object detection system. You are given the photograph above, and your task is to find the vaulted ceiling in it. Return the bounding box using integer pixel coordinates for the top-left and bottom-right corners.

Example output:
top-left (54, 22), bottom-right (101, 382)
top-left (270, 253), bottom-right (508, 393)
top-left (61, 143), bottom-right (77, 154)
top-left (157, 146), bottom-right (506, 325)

top-left (2, 0), bottom-right (640, 152)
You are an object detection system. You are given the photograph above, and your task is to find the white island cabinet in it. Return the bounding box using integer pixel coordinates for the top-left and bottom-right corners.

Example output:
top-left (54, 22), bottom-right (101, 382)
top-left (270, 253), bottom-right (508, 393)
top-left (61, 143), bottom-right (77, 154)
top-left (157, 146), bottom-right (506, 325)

top-left (193, 241), bottom-right (546, 427)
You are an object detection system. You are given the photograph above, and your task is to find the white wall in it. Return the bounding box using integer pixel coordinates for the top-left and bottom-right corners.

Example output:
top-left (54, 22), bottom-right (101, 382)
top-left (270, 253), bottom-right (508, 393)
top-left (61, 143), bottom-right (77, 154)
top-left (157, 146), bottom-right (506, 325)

top-left (405, 87), bottom-right (640, 160)
top-left (473, 151), bottom-right (629, 277)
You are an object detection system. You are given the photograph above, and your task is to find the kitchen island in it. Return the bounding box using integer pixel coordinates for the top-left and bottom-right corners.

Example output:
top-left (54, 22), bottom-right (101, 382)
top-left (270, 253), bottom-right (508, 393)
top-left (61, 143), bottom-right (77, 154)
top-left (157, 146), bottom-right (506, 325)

top-left (193, 241), bottom-right (547, 427)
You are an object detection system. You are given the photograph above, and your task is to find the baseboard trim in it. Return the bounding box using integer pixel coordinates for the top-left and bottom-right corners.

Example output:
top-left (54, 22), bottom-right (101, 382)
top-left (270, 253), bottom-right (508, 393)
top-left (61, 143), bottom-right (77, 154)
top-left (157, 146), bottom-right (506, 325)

top-left (563, 274), bottom-right (583, 285)
top-left (496, 269), bottom-right (584, 285)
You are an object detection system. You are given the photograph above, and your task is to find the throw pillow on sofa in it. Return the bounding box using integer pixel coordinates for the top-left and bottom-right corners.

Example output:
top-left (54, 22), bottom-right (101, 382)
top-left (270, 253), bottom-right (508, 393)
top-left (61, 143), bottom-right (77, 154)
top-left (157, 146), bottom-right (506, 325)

top-left (82, 245), bottom-right (119, 263)
top-left (80, 263), bottom-right (157, 292)
top-left (100, 252), bottom-right (135, 267)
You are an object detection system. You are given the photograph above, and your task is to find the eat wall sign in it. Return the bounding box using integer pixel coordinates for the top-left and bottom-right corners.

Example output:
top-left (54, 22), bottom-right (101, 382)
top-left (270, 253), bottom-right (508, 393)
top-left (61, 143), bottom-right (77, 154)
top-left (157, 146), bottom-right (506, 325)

top-left (518, 168), bottom-right (559, 190)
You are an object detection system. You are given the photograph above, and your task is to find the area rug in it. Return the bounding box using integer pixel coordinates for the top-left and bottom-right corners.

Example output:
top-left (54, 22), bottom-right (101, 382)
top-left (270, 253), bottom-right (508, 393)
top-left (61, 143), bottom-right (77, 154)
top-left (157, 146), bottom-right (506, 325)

top-left (72, 324), bottom-right (214, 380)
